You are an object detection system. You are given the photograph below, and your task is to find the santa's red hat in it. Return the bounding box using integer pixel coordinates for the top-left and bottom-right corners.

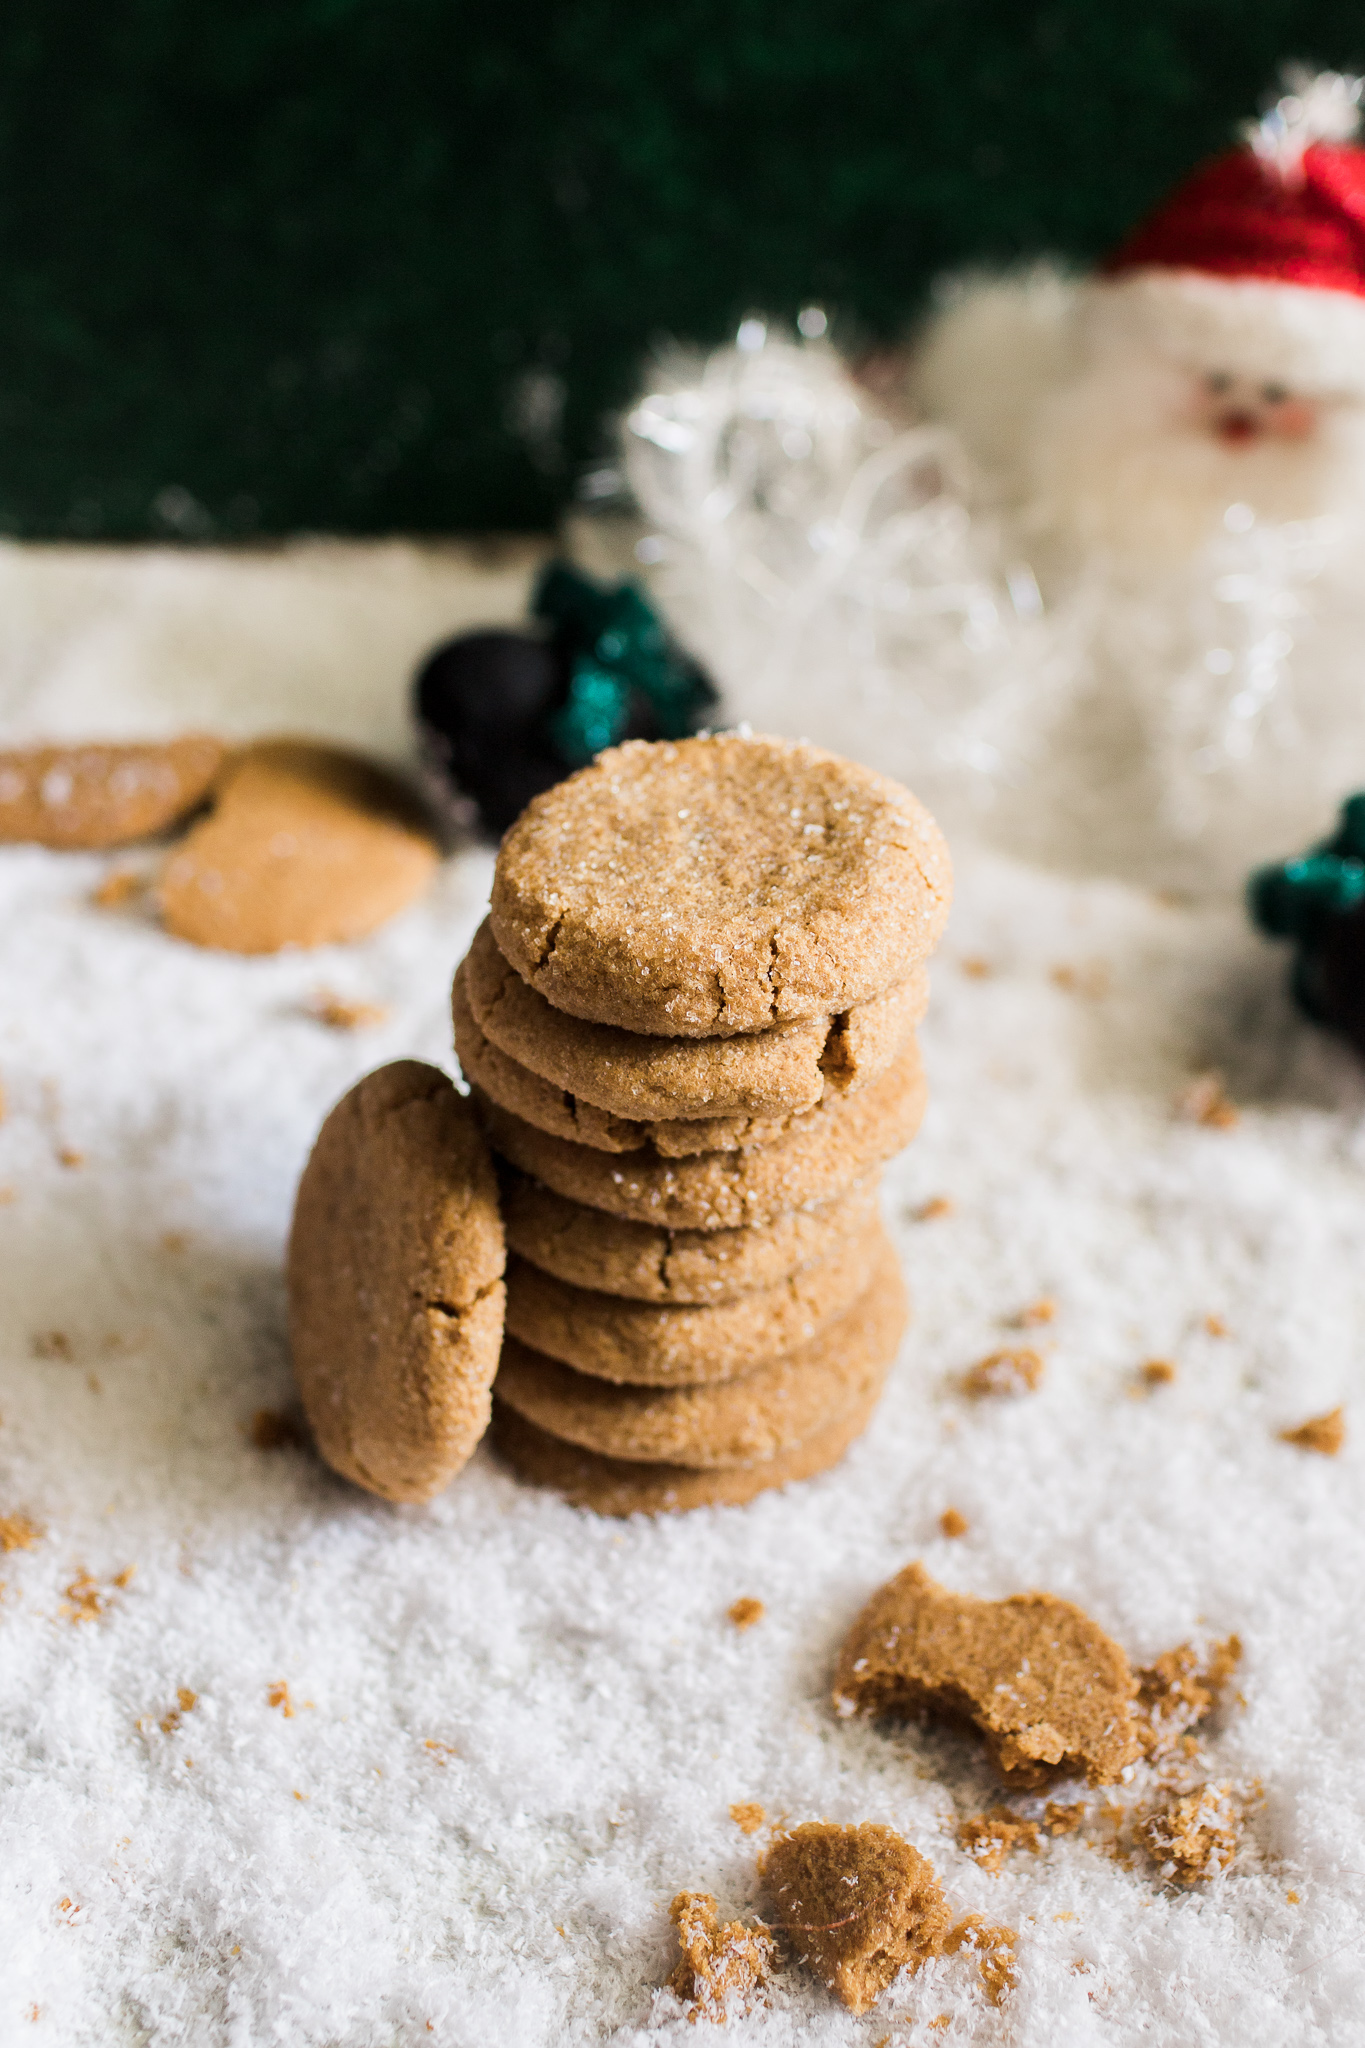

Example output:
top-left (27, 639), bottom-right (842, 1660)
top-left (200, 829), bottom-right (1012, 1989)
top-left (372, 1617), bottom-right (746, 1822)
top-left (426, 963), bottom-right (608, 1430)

top-left (1098, 68), bottom-right (1365, 394)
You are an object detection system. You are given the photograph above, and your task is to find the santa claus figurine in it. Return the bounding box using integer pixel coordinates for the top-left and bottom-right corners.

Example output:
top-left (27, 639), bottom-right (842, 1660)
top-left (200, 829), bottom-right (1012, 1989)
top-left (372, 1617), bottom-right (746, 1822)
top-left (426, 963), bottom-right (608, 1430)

top-left (620, 68), bottom-right (1365, 891)
top-left (907, 66), bottom-right (1365, 883)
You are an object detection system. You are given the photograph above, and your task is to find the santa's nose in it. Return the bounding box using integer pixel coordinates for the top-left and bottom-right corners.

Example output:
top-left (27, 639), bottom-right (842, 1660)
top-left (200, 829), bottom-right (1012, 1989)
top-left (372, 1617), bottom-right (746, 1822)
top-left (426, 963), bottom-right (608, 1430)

top-left (1216, 410), bottom-right (1259, 444)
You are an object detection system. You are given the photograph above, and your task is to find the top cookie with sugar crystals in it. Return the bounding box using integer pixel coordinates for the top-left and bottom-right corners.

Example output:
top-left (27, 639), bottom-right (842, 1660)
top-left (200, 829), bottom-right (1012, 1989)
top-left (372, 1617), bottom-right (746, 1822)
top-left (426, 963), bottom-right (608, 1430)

top-left (490, 734), bottom-right (951, 1037)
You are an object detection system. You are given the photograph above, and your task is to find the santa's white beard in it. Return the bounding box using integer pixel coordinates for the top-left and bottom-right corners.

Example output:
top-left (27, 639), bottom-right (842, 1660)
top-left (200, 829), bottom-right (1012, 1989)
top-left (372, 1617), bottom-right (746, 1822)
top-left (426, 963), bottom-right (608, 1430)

top-left (1023, 343), bottom-right (1365, 578)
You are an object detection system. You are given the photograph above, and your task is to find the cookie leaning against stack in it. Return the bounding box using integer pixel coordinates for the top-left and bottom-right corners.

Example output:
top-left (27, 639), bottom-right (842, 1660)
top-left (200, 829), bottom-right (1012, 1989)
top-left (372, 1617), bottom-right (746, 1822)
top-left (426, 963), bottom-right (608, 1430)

top-left (456, 732), bottom-right (950, 1515)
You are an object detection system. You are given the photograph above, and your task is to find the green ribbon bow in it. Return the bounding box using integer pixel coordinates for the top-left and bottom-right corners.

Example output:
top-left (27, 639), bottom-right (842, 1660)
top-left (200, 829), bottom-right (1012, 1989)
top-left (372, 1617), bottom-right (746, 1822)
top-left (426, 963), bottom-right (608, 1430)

top-left (533, 562), bottom-right (717, 767)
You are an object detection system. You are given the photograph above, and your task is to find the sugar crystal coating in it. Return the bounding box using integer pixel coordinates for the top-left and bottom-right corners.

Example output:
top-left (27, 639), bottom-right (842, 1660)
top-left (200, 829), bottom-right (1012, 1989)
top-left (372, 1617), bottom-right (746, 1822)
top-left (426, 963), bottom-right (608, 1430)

top-left (490, 734), bottom-right (951, 1036)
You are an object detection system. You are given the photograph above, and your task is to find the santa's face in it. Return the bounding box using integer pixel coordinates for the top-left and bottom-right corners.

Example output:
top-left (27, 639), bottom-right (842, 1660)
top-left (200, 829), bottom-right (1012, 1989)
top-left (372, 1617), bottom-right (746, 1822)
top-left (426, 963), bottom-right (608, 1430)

top-left (1190, 369), bottom-right (1318, 445)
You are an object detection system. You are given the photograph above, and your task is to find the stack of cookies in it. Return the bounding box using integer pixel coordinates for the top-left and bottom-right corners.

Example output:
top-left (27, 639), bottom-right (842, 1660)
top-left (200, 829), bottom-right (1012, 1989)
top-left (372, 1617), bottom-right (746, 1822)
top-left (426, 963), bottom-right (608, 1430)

top-left (453, 733), bottom-right (951, 1515)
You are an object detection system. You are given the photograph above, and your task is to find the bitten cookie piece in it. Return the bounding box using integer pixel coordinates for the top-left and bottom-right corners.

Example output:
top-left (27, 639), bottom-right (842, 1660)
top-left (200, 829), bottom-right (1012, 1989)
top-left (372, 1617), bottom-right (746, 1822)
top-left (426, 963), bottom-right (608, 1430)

top-left (489, 1375), bottom-right (882, 1515)
top-left (832, 1563), bottom-right (1141, 1787)
top-left (287, 1060), bottom-right (505, 1503)
top-left (502, 1224), bottom-right (881, 1384)
top-left (490, 733), bottom-right (951, 1036)
top-left (500, 1172), bottom-right (881, 1304)
top-left (161, 738), bottom-right (438, 952)
top-left (495, 1240), bottom-right (906, 1463)
top-left (475, 1036), bottom-right (927, 1231)
top-left (761, 1822), bottom-right (953, 2015)
top-left (0, 736), bottom-right (226, 847)
top-left (461, 917), bottom-right (928, 1121)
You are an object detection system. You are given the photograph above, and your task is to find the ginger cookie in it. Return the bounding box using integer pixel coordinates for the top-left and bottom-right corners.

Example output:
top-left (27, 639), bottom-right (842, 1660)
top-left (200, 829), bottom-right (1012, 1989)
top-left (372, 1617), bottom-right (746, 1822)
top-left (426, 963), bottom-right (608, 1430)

top-left (474, 1034), bottom-right (926, 1231)
top-left (831, 1562), bottom-right (1141, 1787)
top-left (489, 1374), bottom-right (883, 1516)
top-left (500, 1171), bottom-right (882, 1304)
top-left (455, 963), bottom-right (921, 1157)
top-left (287, 1060), bottom-right (505, 1503)
top-left (503, 1222), bottom-right (884, 1385)
top-left (461, 916), bottom-right (928, 1121)
top-left (490, 733), bottom-right (951, 1036)
top-left (493, 1240), bottom-right (906, 1465)
top-left (0, 735), bottom-right (225, 848)
top-left (761, 1823), bottom-right (953, 2014)
top-left (161, 738), bottom-right (438, 953)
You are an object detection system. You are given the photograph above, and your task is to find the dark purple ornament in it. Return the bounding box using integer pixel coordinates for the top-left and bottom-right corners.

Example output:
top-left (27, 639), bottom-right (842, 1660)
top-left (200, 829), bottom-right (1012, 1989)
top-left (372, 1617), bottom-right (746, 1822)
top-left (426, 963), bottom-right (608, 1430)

top-left (414, 630), bottom-right (569, 838)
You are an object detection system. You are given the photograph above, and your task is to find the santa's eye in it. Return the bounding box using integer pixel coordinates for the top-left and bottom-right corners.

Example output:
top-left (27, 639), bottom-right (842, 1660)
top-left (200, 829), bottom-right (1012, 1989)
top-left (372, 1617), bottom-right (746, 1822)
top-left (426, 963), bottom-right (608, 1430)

top-left (1205, 372), bottom-right (1233, 395)
top-left (1262, 382), bottom-right (1289, 404)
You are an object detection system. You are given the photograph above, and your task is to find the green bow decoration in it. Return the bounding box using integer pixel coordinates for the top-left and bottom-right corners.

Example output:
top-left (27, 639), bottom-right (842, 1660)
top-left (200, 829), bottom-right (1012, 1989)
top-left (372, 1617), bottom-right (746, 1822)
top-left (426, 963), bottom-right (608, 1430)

top-left (533, 562), bottom-right (718, 767)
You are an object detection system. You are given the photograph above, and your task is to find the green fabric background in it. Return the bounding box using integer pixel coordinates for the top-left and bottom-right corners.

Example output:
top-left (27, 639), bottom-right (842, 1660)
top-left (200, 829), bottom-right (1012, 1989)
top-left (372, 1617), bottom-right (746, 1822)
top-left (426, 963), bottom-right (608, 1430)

top-left (2, 2), bottom-right (1360, 538)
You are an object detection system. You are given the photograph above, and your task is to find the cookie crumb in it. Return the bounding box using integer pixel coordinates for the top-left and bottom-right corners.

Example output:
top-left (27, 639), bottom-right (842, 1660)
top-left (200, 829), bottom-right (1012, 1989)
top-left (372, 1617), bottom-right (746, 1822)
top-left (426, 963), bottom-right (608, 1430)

top-left (267, 1681), bottom-right (294, 1718)
top-left (1204, 1314), bottom-right (1228, 1338)
top-left (57, 1147), bottom-right (84, 1169)
top-left (1287, 1889), bottom-right (1300, 1904)
top-left (92, 869), bottom-right (144, 909)
top-left (1175, 1073), bottom-right (1239, 1129)
top-left (159, 1688), bottom-right (198, 1735)
top-left (1135, 1637), bottom-right (1241, 1757)
top-left (1138, 1783), bottom-right (1241, 1884)
top-left (424, 1739), bottom-right (458, 1763)
top-left (1012, 1298), bottom-right (1055, 1327)
top-left (730, 1802), bottom-right (766, 1835)
top-left (762, 1821), bottom-right (953, 2014)
top-left (728, 1597), bottom-right (765, 1630)
top-left (943, 1914), bottom-right (1019, 2005)
top-left (1141, 1359), bottom-right (1177, 1386)
top-left (305, 990), bottom-right (391, 1031)
top-left (249, 1409), bottom-right (307, 1452)
top-left (928, 2019), bottom-right (951, 2033)
top-left (0, 1512), bottom-right (41, 1553)
top-left (960, 958), bottom-right (993, 979)
top-left (1278, 1407), bottom-right (1345, 1456)
top-left (939, 1507), bottom-right (969, 1539)
top-left (61, 1571), bottom-right (106, 1623)
top-left (914, 1195), bottom-right (954, 1222)
top-left (833, 1562), bottom-right (1141, 1787)
top-left (667, 1890), bottom-right (775, 2023)
top-left (956, 1808), bottom-right (1041, 1874)
top-left (1043, 1801), bottom-right (1086, 1836)
top-left (32, 1330), bottom-right (73, 1361)
top-left (963, 1349), bottom-right (1044, 1399)
top-left (1050, 961), bottom-right (1110, 999)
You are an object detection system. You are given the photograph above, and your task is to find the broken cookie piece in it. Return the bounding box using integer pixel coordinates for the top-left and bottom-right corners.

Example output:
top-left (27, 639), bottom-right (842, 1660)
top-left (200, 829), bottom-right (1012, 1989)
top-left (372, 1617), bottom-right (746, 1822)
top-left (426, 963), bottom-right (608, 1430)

top-left (956, 1808), bottom-right (1042, 1875)
top-left (1138, 1783), bottom-right (1242, 1884)
top-left (0, 735), bottom-right (226, 848)
top-left (761, 1821), bottom-right (953, 2015)
top-left (1135, 1636), bottom-right (1241, 1757)
top-left (668, 1891), bottom-right (775, 2024)
top-left (832, 1562), bottom-right (1141, 1787)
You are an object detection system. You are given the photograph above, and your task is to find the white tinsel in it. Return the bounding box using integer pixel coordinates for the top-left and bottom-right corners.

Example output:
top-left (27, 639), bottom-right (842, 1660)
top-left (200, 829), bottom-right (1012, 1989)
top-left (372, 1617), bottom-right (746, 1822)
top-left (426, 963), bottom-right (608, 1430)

top-left (624, 332), bottom-right (1066, 813)
top-left (618, 317), bottom-right (1365, 891)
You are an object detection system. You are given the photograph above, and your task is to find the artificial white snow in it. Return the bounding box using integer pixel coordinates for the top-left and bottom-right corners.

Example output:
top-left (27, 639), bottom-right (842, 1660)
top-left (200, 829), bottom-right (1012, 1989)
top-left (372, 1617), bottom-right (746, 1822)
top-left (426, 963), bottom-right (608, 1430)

top-left (1, 543), bottom-right (1364, 2047)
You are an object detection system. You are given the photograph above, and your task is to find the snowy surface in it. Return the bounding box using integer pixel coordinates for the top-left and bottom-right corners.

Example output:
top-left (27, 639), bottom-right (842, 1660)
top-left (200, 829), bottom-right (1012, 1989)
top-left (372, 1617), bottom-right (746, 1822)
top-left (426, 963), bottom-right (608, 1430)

top-left (1, 544), bottom-right (1364, 2047)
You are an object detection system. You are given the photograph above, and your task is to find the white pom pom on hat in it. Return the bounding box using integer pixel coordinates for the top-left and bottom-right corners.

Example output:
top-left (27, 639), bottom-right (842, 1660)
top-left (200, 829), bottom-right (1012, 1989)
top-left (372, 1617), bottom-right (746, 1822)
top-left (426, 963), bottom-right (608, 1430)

top-left (1094, 66), bottom-right (1365, 395)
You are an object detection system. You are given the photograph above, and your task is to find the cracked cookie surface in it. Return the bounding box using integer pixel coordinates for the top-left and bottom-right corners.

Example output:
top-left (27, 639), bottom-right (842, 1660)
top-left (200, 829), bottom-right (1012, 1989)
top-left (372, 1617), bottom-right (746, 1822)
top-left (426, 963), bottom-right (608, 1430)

top-left (502, 1222), bottom-right (884, 1384)
top-left (474, 1034), bottom-right (926, 1231)
top-left (493, 1237), bottom-right (906, 1465)
top-left (460, 916), bottom-right (928, 1122)
top-left (489, 733), bottom-right (951, 1037)
top-left (499, 1171), bottom-right (882, 1304)
top-left (287, 1060), bottom-right (505, 1503)
top-left (454, 952), bottom-right (924, 1156)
